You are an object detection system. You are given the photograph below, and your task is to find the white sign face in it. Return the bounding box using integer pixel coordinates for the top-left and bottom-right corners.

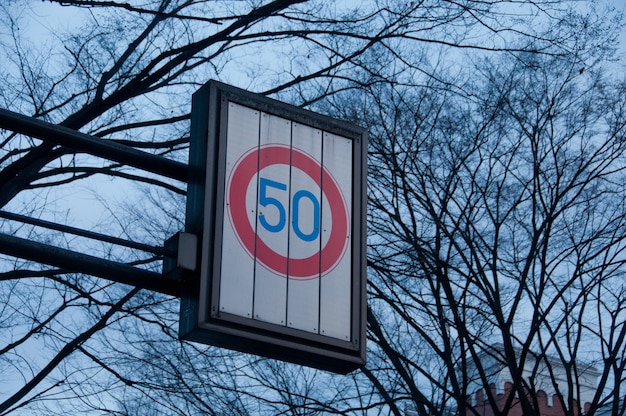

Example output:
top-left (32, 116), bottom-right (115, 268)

top-left (217, 102), bottom-right (353, 341)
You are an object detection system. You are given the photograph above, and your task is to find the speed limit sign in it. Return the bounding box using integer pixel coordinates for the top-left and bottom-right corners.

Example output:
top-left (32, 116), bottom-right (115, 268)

top-left (180, 81), bottom-right (367, 373)
top-left (226, 143), bottom-right (349, 278)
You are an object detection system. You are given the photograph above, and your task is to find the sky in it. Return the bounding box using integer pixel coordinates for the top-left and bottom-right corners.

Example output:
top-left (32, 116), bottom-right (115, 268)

top-left (1, 1), bottom-right (626, 414)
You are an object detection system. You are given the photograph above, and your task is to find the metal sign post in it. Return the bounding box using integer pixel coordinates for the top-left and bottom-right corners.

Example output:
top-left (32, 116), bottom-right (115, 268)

top-left (180, 80), bottom-right (367, 373)
top-left (0, 108), bottom-right (190, 296)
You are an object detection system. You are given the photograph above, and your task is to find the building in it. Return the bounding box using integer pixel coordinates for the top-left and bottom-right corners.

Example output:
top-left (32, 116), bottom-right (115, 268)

top-left (403, 345), bottom-right (604, 415)
top-left (465, 344), bottom-right (599, 415)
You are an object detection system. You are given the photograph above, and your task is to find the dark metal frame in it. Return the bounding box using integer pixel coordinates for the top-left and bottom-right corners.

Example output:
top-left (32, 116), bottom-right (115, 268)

top-left (179, 80), bottom-right (367, 374)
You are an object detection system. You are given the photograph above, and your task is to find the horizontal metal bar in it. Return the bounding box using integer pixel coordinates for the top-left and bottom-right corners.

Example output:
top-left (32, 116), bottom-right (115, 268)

top-left (0, 108), bottom-right (189, 182)
top-left (0, 210), bottom-right (170, 256)
top-left (0, 233), bottom-right (181, 296)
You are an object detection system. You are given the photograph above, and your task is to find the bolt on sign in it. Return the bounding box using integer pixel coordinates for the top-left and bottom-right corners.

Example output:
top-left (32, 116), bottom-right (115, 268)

top-left (179, 80), bottom-right (367, 373)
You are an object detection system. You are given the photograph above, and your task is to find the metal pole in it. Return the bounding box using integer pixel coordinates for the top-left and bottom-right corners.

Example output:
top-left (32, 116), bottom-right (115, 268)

top-left (0, 108), bottom-right (189, 182)
top-left (0, 233), bottom-right (181, 296)
top-left (0, 210), bottom-right (169, 256)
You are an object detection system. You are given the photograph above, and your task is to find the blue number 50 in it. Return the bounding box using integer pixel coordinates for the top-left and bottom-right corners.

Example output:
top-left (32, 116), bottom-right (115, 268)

top-left (258, 177), bottom-right (321, 242)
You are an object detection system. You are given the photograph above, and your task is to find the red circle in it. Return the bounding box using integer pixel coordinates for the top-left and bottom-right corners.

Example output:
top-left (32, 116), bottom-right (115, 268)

top-left (227, 144), bottom-right (349, 279)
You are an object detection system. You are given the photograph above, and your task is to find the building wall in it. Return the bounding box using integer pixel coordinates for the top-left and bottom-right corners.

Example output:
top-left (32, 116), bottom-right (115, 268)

top-left (466, 382), bottom-right (592, 416)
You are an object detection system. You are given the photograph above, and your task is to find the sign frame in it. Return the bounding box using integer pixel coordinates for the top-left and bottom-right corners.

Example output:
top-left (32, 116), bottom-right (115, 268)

top-left (179, 80), bottom-right (367, 373)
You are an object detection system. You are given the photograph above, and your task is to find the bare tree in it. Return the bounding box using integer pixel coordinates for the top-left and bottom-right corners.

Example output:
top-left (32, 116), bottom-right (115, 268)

top-left (0, 0), bottom-right (624, 414)
top-left (355, 15), bottom-right (626, 416)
